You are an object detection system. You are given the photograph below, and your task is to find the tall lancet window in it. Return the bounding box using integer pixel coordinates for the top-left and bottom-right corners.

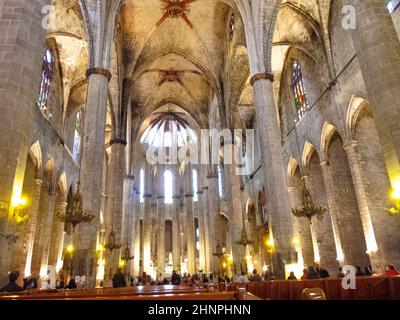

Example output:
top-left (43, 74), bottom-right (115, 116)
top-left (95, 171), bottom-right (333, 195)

top-left (140, 169), bottom-right (145, 203)
top-left (292, 60), bottom-right (309, 121)
top-left (164, 170), bottom-right (173, 204)
top-left (73, 111), bottom-right (82, 162)
top-left (37, 49), bottom-right (53, 118)
top-left (217, 164), bottom-right (224, 198)
top-left (193, 169), bottom-right (198, 202)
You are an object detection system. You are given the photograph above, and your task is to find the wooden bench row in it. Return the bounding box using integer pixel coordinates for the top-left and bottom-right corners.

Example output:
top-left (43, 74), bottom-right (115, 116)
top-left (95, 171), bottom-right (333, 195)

top-left (221, 276), bottom-right (400, 300)
top-left (0, 285), bottom-right (260, 300)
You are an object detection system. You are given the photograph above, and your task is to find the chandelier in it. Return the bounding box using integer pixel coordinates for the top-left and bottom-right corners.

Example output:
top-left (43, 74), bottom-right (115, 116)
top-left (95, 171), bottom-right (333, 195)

top-left (291, 178), bottom-right (326, 222)
top-left (212, 244), bottom-right (226, 258)
top-left (58, 182), bottom-right (94, 231)
top-left (104, 231), bottom-right (122, 252)
top-left (235, 226), bottom-right (254, 247)
top-left (121, 245), bottom-right (134, 262)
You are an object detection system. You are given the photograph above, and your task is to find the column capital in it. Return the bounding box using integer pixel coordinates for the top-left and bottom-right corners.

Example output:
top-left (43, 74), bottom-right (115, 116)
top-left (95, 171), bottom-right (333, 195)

top-left (86, 68), bottom-right (112, 81)
top-left (109, 138), bottom-right (127, 146)
top-left (60, 202), bottom-right (68, 208)
top-left (184, 194), bottom-right (194, 198)
top-left (287, 187), bottom-right (295, 193)
top-left (34, 178), bottom-right (44, 185)
top-left (250, 72), bottom-right (274, 86)
top-left (207, 173), bottom-right (217, 179)
top-left (343, 140), bottom-right (358, 150)
top-left (320, 160), bottom-right (330, 167)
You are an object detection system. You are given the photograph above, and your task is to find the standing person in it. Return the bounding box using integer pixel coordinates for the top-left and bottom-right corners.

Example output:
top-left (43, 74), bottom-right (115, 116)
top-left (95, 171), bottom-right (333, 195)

top-left (171, 270), bottom-right (181, 285)
top-left (112, 268), bottom-right (127, 288)
top-left (0, 271), bottom-right (24, 293)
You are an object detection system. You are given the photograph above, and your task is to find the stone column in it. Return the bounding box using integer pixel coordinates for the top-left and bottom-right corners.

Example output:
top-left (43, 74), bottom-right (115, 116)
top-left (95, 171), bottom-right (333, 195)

top-left (132, 188), bottom-right (141, 276)
top-left (197, 190), bottom-right (206, 272)
top-left (24, 178), bottom-right (43, 277)
top-left (106, 140), bottom-right (127, 277)
top-left (343, 140), bottom-right (395, 271)
top-left (172, 166), bottom-right (181, 271)
top-left (123, 175), bottom-right (135, 276)
top-left (75, 68), bottom-right (111, 286)
top-left (50, 201), bottom-right (67, 272)
top-left (142, 160), bottom-right (153, 274)
top-left (251, 75), bottom-right (294, 278)
top-left (228, 164), bottom-right (246, 274)
top-left (207, 169), bottom-right (220, 273)
top-left (320, 160), bottom-right (345, 263)
top-left (345, 0), bottom-right (400, 181)
top-left (39, 192), bottom-right (57, 278)
top-left (202, 185), bottom-right (211, 274)
top-left (184, 165), bottom-right (195, 274)
top-left (156, 165), bottom-right (166, 279)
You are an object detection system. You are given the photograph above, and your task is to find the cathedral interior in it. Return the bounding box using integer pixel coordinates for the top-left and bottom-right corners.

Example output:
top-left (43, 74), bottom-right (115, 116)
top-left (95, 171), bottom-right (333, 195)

top-left (0, 0), bottom-right (400, 293)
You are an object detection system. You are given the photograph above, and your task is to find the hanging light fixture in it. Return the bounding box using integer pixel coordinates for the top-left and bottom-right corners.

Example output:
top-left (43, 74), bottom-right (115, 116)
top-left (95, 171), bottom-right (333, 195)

top-left (291, 177), bottom-right (326, 222)
top-left (289, 91), bottom-right (326, 223)
top-left (58, 182), bottom-right (95, 232)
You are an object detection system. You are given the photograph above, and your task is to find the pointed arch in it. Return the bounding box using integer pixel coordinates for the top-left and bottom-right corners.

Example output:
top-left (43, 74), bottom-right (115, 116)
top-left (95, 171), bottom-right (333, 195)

top-left (287, 155), bottom-right (298, 178)
top-left (302, 141), bottom-right (316, 168)
top-left (345, 94), bottom-right (369, 140)
top-left (28, 141), bottom-right (43, 173)
top-left (320, 122), bottom-right (338, 158)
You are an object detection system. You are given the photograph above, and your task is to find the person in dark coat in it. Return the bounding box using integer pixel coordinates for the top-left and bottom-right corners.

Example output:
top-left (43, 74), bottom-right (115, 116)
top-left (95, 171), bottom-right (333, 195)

top-left (112, 268), bottom-right (127, 288)
top-left (171, 270), bottom-right (181, 285)
top-left (356, 266), bottom-right (365, 277)
top-left (23, 272), bottom-right (38, 290)
top-left (66, 278), bottom-right (77, 289)
top-left (0, 271), bottom-right (24, 293)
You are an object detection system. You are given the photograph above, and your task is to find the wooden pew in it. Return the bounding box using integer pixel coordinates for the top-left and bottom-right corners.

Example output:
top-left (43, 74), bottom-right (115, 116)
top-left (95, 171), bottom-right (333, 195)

top-left (0, 285), bottom-right (258, 301)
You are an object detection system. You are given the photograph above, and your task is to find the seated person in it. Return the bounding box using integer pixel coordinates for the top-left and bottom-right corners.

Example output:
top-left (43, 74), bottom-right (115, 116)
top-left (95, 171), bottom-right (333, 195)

top-left (386, 265), bottom-right (400, 276)
top-left (288, 272), bottom-right (297, 281)
top-left (249, 269), bottom-right (262, 282)
top-left (236, 271), bottom-right (249, 283)
top-left (0, 271), bottom-right (24, 293)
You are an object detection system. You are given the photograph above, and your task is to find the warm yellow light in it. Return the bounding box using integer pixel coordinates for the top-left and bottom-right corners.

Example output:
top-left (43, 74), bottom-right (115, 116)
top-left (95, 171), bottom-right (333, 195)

top-left (119, 260), bottom-right (126, 268)
top-left (20, 198), bottom-right (27, 206)
top-left (228, 255), bottom-right (233, 263)
top-left (96, 244), bottom-right (104, 252)
top-left (292, 237), bottom-right (300, 245)
top-left (67, 244), bottom-right (74, 253)
top-left (392, 188), bottom-right (400, 200)
top-left (222, 262), bottom-right (227, 268)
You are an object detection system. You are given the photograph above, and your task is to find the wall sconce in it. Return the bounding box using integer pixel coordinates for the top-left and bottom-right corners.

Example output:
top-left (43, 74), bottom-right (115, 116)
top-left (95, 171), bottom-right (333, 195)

top-left (386, 188), bottom-right (400, 215)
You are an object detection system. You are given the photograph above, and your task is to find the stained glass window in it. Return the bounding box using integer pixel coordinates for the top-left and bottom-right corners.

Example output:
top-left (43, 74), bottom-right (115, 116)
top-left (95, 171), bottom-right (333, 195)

top-left (73, 111), bottom-right (82, 162)
top-left (164, 170), bottom-right (173, 204)
top-left (37, 49), bottom-right (53, 118)
top-left (229, 13), bottom-right (235, 40)
top-left (292, 60), bottom-right (309, 121)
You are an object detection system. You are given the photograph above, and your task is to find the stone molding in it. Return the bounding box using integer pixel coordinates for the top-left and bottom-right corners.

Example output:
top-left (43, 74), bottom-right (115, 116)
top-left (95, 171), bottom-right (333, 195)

top-left (250, 72), bottom-right (274, 85)
top-left (86, 68), bottom-right (112, 81)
